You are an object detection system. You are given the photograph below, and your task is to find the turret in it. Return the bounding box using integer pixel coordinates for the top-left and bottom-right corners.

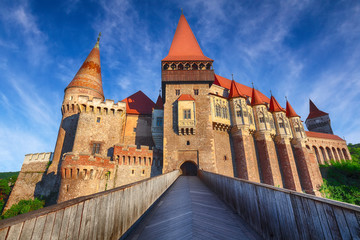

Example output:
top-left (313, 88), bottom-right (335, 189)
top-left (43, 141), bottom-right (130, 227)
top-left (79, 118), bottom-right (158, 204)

top-left (251, 87), bottom-right (273, 133)
top-left (269, 95), bottom-right (292, 138)
top-left (229, 80), bottom-right (251, 129)
top-left (305, 100), bottom-right (333, 134)
top-left (286, 100), bottom-right (306, 139)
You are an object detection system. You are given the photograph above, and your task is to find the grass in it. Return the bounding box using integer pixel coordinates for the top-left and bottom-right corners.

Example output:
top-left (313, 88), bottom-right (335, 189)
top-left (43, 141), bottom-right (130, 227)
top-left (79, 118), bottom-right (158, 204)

top-left (319, 144), bottom-right (360, 206)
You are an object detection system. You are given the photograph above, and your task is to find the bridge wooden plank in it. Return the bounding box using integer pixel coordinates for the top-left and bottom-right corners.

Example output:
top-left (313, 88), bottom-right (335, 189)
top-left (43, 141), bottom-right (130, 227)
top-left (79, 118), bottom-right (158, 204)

top-left (41, 212), bottom-right (55, 240)
top-left (274, 190), bottom-right (299, 240)
top-left (314, 202), bottom-right (333, 240)
top-left (69, 202), bottom-right (83, 239)
top-left (0, 227), bottom-right (9, 240)
top-left (78, 199), bottom-right (90, 240)
top-left (333, 207), bottom-right (352, 239)
top-left (18, 218), bottom-right (35, 240)
top-left (50, 209), bottom-right (64, 240)
top-left (301, 197), bottom-right (325, 239)
top-left (58, 206), bottom-right (72, 240)
top-left (6, 222), bottom-right (23, 240)
top-left (30, 215), bottom-right (46, 240)
top-left (63, 204), bottom-right (78, 240)
top-left (342, 209), bottom-right (360, 239)
top-left (289, 194), bottom-right (311, 240)
top-left (322, 203), bottom-right (342, 240)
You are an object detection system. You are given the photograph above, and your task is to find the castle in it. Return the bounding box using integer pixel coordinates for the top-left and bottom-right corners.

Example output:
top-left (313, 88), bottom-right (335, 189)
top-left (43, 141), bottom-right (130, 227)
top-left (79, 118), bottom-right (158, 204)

top-left (5, 13), bottom-right (351, 209)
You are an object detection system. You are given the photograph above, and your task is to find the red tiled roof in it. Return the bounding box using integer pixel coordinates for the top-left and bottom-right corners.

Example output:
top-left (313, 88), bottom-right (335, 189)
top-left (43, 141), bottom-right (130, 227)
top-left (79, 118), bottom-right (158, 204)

top-left (121, 91), bottom-right (155, 115)
top-left (214, 74), bottom-right (270, 103)
top-left (154, 95), bottom-right (164, 109)
top-left (66, 40), bottom-right (104, 97)
top-left (251, 87), bottom-right (265, 106)
top-left (286, 101), bottom-right (299, 118)
top-left (269, 96), bottom-right (285, 112)
top-left (178, 94), bottom-right (195, 101)
top-left (306, 100), bottom-right (328, 120)
top-left (162, 14), bottom-right (212, 62)
top-left (305, 131), bottom-right (344, 141)
top-left (228, 80), bottom-right (246, 99)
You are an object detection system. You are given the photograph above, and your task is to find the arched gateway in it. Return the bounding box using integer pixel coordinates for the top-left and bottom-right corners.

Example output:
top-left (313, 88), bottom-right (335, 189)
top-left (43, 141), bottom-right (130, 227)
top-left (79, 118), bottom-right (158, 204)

top-left (180, 161), bottom-right (198, 176)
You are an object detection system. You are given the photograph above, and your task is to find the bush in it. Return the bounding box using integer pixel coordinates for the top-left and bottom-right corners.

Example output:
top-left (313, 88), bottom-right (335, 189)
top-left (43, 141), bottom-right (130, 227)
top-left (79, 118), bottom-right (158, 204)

top-left (1, 198), bottom-right (45, 219)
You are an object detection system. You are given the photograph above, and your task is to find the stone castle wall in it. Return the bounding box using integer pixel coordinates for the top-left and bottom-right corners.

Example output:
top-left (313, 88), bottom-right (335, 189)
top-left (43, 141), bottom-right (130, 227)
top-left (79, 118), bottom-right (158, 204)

top-left (4, 153), bottom-right (53, 210)
top-left (58, 145), bottom-right (162, 202)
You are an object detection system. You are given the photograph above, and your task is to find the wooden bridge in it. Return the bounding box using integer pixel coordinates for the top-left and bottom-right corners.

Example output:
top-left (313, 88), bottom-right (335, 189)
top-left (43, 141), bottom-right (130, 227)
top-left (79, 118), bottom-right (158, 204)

top-left (0, 170), bottom-right (359, 239)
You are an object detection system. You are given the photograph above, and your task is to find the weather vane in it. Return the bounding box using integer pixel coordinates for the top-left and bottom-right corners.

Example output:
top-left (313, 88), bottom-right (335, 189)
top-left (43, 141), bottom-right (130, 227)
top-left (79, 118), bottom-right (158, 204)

top-left (251, 82), bottom-right (254, 88)
top-left (270, 90), bottom-right (273, 96)
top-left (97, 32), bottom-right (101, 42)
top-left (231, 73), bottom-right (234, 80)
top-left (285, 96), bottom-right (288, 101)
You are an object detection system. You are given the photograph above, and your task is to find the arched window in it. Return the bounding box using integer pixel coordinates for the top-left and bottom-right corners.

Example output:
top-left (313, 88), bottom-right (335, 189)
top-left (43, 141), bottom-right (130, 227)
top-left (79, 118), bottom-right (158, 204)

top-left (199, 63), bottom-right (204, 70)
top-left (122, 156), bottom-right (125, 165)
top-left (192, 63), bottom-right (198, 70)
top-left (342, 148), bottom-right (349, 160)
top-left (128, 156), bottom-right (131, 165)
top-left (178, 63), bottom-right (184, 70)
top-left (133, 156), bottom-right (136, 165)
top-left (320, 147), bottom-right (327, 163)
top-left (337, 148), bottom-right (343, 160)
top-left (163, 63), bottom-right (169, 70)
top-left (171, 63), bottom-right (176, 70)
top-left (139, 157), bottom-right (142, 165)
top-left (326, 147), bottom-right (333, 160)
top-left (215, 104), bottom-right (221, 117)
top-left (332, 147), bottom-right (339, 161)
top-left (144, 157), bottom-right (147, 165)
top-left (313, 146), bottom-right (322, 164)
top-left (185, 63), bottom-right (190, 70)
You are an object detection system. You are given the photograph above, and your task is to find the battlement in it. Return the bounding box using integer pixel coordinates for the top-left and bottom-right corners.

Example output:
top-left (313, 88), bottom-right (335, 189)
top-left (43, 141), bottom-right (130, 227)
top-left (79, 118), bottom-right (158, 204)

top-left (62, 96), bottom-right (126, 115)
top-left (23, 152), bottom-right (53, 165)
top-left (113, 144), bottom-right (154, 166)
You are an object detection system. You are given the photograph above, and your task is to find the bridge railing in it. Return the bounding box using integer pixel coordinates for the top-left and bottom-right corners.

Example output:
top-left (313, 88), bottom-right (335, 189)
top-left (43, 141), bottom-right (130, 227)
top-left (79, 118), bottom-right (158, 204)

top-left (198, 170), bottom-right (360, 239)
top-left (0, 170), bottom-right (180, 240)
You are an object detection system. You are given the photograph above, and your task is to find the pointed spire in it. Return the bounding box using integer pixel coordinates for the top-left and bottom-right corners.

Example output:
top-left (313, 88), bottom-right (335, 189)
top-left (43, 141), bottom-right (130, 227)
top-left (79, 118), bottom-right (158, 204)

top-left (269, 96), bottom-right (285, 112)
top-left (251, 87), bottom-right (264, 106)
top-left (228, 80), bottom-right (246, 99)
top-left (286, 100), bottom-right (299, 118)
top-left (154, 95), bottom-right (164, 110)
top-left (307, 99), bottom-right (328, 120)
top-left (162, 14), bottom-right (212, 61)
top-left (66, 35), bottom-right (104, 99)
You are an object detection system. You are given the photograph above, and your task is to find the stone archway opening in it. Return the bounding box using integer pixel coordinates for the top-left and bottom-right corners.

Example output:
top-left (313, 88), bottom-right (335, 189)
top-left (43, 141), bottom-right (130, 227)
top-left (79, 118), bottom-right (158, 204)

top-left (180, 161), bottom-right (198, 176)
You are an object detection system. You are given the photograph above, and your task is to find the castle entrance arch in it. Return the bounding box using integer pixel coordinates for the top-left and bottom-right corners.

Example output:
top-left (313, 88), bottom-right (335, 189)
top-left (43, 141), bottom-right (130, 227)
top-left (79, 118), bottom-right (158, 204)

top-left (180, 161), bottom-right (198, 176)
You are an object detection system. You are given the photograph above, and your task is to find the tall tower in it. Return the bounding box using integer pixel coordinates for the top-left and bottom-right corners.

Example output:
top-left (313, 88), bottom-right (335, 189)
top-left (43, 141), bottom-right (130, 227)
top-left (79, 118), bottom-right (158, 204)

top-left (305, 100), bottom-right (333, 134)
top-left (161, 13), bottom-right (216, 173)
top-left (48, 35), bottom-right (104, 173)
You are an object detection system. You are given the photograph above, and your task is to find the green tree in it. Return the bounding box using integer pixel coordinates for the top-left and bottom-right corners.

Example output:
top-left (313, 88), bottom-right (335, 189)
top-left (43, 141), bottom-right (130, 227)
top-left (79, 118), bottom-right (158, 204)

top-left (1, 198), bottom-right (45, 219)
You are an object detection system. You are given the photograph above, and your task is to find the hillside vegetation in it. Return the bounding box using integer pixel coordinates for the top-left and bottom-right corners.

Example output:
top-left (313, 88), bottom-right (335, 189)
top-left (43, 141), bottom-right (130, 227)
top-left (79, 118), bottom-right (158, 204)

top-left (0, 173), bottom-right (19, 214)
top-left (319, 143), bottom-right (360, 206)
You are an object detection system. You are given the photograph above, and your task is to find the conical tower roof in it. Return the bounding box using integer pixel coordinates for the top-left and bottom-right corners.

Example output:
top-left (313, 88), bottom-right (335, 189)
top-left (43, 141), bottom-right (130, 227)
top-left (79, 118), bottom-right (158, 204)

top-left (306, 100), bottom-right (328, 120)
top-left (66, 34), bottom-right (104, 98)
top-left (251, 87), bottom-right (264, 106)
top-left (162, 14), bottom-right (212, 61)
top-left (228, 80), bottom-right (246, 99)
top-left (154, 95), bottom-right (164, 109)
top-left (286, 100), bottom-right (299, 118)
top-left (269, 96), bottom-right (285, 112)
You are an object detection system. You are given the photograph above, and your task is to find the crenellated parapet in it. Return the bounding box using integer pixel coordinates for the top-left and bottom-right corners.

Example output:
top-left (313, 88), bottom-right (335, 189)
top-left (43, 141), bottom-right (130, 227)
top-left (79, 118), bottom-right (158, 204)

top-left (60, 153), bottom-right (115, 180)
top-left (23, 152), bottom-right (53, 165)
top-left (113, 144), bottom-right (155, 166)
top-left (61, 96), bottom-right (126, 116)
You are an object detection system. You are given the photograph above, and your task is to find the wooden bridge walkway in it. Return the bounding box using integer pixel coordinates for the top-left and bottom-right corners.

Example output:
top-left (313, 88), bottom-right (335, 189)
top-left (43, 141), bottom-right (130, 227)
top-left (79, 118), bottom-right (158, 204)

top-left (125, 176), bottom-right (263, 240)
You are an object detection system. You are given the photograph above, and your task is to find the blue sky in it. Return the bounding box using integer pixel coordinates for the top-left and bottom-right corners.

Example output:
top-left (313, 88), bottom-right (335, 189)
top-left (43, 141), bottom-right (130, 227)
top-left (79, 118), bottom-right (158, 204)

top-left (1, 0), bottom-right (359, 171)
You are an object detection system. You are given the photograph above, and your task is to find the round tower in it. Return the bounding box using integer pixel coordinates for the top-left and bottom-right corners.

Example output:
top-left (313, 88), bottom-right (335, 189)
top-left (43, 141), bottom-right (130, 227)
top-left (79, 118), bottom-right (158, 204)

top-left (49, 35), bottom-right (104, 173)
